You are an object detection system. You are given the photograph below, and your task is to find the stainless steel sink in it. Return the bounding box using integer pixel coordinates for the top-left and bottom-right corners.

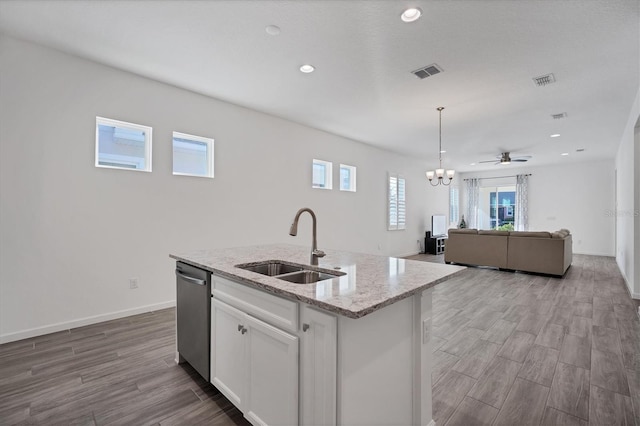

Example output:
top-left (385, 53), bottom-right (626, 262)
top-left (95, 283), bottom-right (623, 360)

top-left (236, 261), bottom-right (304, 276)
top-left (235, 260), bottom-right (345, 284)
top-left (276, 270), bottom-right (341, 284)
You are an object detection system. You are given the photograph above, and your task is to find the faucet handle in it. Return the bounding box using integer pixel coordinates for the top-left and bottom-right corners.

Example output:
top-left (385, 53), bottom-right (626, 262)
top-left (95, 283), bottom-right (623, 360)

top-left (312, 249), bottom-right (326, 258)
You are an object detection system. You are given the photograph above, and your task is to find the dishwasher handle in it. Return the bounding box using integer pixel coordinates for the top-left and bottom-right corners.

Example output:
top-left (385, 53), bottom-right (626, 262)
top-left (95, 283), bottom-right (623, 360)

top-left (176, 270), bottom-right (207, 286)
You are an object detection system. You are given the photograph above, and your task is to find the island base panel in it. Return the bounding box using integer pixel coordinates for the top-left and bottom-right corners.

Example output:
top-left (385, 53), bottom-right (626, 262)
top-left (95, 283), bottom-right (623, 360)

top-left (337, 290), bottom-right (434, 425)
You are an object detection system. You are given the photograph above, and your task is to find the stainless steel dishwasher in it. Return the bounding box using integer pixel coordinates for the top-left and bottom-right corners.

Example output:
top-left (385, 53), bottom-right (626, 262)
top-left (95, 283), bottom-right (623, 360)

top-left (176, 261), bottom-right (211, 381)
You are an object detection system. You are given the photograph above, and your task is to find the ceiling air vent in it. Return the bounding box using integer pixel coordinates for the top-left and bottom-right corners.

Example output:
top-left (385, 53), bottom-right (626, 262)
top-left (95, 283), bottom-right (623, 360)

top-left (532, 73), bottom-right (556, 87)
top-left (551, 112), bottom-right (567, 119)
top-left (412, 63), bottom-right (443, 79)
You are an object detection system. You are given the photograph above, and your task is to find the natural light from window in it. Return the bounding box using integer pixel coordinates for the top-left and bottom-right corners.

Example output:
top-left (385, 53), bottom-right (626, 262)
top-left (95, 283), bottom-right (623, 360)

top-left (312, 159), bottom-right (333, 189)
top-left (339, 164), bottom-right (356, 192)
top-left (479, 185), bottom-right (516, 230)
top-left (172, 132), bottom-right (214, 178)
top-left (95, 117), bottom-right (152, 172)
top-left (388, 173), bottom-right (406, 230)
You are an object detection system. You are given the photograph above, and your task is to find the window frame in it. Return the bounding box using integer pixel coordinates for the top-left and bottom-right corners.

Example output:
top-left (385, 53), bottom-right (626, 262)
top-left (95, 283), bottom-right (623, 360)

top-left (172, 131), bottom-right (215, 179)
top-left (95, 116), bottom-right (152, 172)
top-left (312, 159), bottom-right (333, 190)
top-left (388, 173), bottom-right (406, 231)
top-left (339, 164), bottom-right (357, 192)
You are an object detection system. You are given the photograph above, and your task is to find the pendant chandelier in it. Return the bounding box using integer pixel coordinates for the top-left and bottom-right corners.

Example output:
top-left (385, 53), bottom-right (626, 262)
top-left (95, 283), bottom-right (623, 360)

top-left (426, 106), bottom-right (455, 186)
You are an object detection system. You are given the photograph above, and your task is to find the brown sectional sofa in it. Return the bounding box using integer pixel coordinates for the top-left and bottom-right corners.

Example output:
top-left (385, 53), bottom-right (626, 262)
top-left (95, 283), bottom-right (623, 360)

top-left (444, 228), bottom-right (572, 276)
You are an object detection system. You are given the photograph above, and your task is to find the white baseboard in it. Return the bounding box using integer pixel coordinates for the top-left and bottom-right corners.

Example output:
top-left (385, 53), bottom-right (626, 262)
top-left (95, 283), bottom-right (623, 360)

top-left (396, 251), bottom-right (423, 258)
top-left (616, 263), bottom-right (639, 301)
top-left (0, 300), bottom-right (176, 344)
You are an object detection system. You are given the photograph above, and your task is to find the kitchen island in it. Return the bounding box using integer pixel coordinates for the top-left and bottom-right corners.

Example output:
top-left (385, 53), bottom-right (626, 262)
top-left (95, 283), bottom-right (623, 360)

top-left (171, 244), bottom-right (465, 426)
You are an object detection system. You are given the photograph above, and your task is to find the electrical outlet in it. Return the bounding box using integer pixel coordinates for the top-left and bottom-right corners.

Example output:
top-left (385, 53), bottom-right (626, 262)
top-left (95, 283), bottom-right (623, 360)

top-left (422, 317), bottom-right (431, 344)
top-left (129, 278), bottom-right (139, 289)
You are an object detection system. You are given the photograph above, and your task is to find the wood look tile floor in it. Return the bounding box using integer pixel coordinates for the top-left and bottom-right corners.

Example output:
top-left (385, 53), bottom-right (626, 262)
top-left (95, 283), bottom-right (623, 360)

top-left (0, 254), bottom-right (638, 425)
top-left (424, 254), bottom-right (640, 426)
top-left (0, 309), bottom-right (251, 426)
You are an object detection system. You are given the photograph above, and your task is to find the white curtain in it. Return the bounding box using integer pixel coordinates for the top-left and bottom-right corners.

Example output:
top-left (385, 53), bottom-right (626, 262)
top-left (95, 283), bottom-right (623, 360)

top-left (466, 178), bottom-right (480, 229)
top-left (515, 174), bottom-right (529, 231)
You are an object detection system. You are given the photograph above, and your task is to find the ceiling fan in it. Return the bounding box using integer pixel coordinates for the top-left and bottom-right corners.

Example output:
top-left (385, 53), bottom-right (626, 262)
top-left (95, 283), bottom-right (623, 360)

top-left (479, 152), bottom-right (531, 165)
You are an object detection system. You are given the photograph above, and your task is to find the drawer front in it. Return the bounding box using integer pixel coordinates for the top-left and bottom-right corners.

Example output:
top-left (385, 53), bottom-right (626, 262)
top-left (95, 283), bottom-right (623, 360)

top-left (212, 275), bottom-right (298, 334)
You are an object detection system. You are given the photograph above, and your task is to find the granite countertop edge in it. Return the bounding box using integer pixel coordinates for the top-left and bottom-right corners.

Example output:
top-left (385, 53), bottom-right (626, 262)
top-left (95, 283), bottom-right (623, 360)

top-left (170, 245), bottom-right (466, 319)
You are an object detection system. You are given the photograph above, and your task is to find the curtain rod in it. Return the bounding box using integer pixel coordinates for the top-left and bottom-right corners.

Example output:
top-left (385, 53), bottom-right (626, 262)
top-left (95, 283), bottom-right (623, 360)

top-left (463, 173), bottom-right (531, 181)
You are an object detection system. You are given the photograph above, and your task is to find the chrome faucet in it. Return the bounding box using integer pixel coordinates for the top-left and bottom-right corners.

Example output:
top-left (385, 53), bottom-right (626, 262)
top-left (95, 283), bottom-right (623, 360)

top-left (289, 207), bottom-right (326, 266)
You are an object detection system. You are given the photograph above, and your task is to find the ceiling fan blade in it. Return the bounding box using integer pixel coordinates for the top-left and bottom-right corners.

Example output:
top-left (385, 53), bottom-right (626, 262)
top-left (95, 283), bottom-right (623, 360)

top-left (478, 160), bottom-right (498, 163)
top-left (512, 159), bottom-right (529, 162)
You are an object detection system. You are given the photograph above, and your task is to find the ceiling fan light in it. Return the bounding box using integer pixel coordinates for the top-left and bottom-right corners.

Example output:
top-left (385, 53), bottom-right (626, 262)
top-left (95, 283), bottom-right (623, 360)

top-left (436, 168), bottom-right (444, 178)
top-left (446, 169), bottom-right (455, 179)
top-left (501, 161), bottom-right (511, 165)
top-left (426, 171), bottom-right (435, 180)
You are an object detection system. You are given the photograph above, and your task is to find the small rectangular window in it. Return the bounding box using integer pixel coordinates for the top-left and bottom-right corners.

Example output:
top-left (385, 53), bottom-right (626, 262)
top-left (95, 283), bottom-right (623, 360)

top-left (388, 173), bottom-right (406, 230)
top-left (172, 132), bottom-right (214, 178)
top-left (312, 159), bottom-right (333, 189)
top-left (340, 164), bottom-right (357, 192)
top-left (95, 117), bottom-right (152, 172)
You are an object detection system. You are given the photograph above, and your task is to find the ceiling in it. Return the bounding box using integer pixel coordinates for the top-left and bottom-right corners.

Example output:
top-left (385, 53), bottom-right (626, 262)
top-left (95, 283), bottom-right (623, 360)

top-left (0, 0), bottom-right (638, 172)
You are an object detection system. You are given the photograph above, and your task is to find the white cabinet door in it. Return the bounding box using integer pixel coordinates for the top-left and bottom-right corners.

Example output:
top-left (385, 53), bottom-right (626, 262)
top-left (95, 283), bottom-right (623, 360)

top-left (300, 305), bottom-right (337, 426)
top-left (244, 314), bottom-right (299, 426)
top-left (211, 298), bottom-right (246, 410)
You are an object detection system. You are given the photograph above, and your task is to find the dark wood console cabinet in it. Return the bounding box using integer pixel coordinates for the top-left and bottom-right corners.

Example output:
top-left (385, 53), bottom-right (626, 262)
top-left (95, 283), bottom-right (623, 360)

top-left (425, 232), bottom-right (447, 255)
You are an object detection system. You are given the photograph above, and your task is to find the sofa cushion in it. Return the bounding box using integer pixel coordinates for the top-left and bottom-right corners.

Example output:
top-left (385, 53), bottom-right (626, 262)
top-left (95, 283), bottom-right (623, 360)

top-left (448, 228), bottom-right (478, 234)
top-left (509, 231), bottom-right (552, 238)
top-left (478, 230), bottom-right (510, 236)
top-left (552, 230), bottom-right (570, 238)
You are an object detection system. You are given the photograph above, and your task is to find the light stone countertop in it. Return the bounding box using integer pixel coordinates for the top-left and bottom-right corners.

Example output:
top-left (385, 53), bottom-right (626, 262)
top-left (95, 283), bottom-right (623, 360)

top-left (170, 244), bottom-right (466, 319)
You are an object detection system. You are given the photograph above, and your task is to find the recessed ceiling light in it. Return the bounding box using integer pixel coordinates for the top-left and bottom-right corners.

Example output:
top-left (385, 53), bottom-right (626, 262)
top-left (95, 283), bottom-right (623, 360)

top-left (299, 64), bottom-right (315, 73)
top-left (561, 152), bottom-right (569, 156)
top-left (265, 25), bottom-right (281, 36)
top-left (401, 7), bottom-right (422, 23)
top-left (470, 163), bottom-right (476, 166)
top-left (440, 150), bottom-right (446, 153)
top-left (550, 134), bottom-right (561, 138)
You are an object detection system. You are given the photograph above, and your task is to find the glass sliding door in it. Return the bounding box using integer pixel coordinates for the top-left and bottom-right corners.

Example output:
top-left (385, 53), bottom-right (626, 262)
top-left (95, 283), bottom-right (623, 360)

top-left (478, 185), bottom-right (516, 230)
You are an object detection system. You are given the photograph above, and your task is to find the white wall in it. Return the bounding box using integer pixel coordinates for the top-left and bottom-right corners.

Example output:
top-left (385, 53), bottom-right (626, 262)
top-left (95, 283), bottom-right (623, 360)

top-left (615, 88), bottom-right (640, 298)
top-left (459, 159), bottom-right (616, 257)
top-left (0, 36), bottom-right (437, 342)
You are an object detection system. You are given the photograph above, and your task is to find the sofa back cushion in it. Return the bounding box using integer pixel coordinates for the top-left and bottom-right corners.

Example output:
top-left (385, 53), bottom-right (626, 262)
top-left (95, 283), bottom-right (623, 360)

top-left (478, 230), bottom-right (510, 236)
top-left (448, 228), bottom-right (478, 235)
top-left (445, 229), bottom-right (508, 268)
top-left (509, 231), bottom-right (552, 238)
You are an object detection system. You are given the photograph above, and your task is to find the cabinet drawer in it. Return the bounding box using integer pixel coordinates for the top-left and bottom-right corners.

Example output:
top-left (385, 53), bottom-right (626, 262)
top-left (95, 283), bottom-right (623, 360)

top-left (212, 275), bottom-right (299, 334)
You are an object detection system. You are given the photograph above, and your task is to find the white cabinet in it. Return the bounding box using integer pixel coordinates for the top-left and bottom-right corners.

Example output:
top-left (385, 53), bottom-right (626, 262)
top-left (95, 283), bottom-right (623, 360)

top-left (209, 274), bottom-right (435, 426)
top-left (245, 314), bottom-right (299, 426)
top-left (211, 299), bottom-right (246, 409)
top-left (211, 298), bottom-right (299, 426)
top-left (300, 306), bottom-right (337, 426)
